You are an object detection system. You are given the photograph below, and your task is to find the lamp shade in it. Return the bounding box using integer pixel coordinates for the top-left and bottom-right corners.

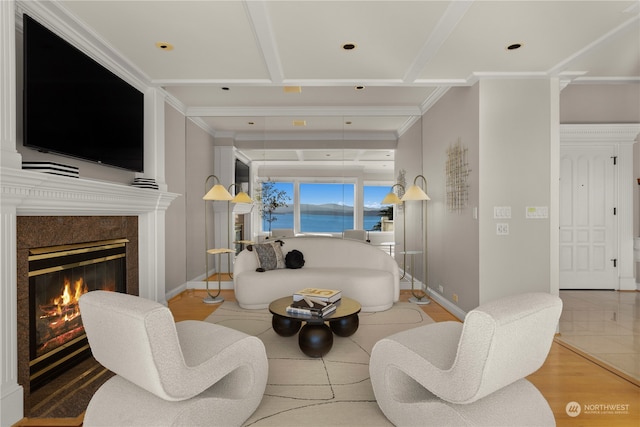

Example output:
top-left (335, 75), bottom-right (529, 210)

top-left (401, 185), bottom-right (430, 201)
top-left (381, 192), bottom-right (402, 205)
top-left (203, 184), bottom-right (233, 201)
top-left (231, 191), bottom-right (253, 204)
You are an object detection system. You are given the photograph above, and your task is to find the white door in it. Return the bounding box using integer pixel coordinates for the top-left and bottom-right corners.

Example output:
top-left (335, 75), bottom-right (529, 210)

top-left (559, 145), bottom-right (617, 289)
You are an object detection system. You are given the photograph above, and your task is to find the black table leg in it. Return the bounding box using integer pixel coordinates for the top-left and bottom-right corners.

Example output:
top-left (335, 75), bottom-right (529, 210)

top-left (298, 323), bottom-right (333, 357)
top-left (329, 313), bottom-right (359, 337)
top-left (272, 314), bottom-right (301, 337)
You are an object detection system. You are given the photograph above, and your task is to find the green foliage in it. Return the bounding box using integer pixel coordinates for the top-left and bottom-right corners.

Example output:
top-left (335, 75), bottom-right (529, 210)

top-left (255, 181), bottom-right (291, 232)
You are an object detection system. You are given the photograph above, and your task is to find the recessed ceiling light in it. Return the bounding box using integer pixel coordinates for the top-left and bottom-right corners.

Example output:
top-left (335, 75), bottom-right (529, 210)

top-left (354, 85), bottom-right (365, 90)
top-left (155, 42), bottom-right (174, 51)
top-left (342, 42), bottom-right (357, 50)
top-left (506, 43), bottom-right (523, 51)
top-left (283, 86), bottom-right (302, 93)
top-left (292, 120), bottom-right (306, 127)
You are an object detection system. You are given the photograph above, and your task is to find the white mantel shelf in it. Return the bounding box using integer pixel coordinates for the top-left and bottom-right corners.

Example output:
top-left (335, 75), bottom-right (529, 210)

top-left (1, 166), bottom-right (178, 215)
top-left (0, 166), bottom-right (180, 426)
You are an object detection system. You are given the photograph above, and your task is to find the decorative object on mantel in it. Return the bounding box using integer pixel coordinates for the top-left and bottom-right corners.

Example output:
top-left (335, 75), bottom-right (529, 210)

top-left (22, 162), bottom-right (79, 178)
top-left (130, 177), bottom-right (159, 189)
top-left (445, 139), bottom-right (470, 213)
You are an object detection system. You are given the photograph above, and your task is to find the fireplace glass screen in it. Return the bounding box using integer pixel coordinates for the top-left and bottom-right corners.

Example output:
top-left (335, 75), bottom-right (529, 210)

top-left (28, 239), bottom-right (127, 389)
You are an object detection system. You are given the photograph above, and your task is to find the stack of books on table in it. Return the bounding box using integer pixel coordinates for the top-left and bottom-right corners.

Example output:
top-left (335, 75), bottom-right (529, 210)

top-left (286, 288), bottom-right (342, 317)
top-left (292, 288), bottom-right (342, 304)
top-left (286, 299), bottom-right (337, 317)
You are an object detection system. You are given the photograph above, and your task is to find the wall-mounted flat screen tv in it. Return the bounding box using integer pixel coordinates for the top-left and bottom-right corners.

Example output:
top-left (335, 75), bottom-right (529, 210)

top-left (23, 14), bottom-right (144, 172)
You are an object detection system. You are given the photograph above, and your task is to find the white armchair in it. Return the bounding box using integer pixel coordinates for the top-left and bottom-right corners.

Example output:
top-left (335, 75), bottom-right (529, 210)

top-left (79, 291), bottom-right (268, 426)
top-left (370, 292), bottom-right (562, 426)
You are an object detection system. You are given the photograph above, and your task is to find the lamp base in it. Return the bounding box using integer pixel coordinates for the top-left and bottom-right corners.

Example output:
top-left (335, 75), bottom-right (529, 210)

top-left (409, 296), bottom-right (431, 305)
top-left (203, 296), bottom-right (224, 304)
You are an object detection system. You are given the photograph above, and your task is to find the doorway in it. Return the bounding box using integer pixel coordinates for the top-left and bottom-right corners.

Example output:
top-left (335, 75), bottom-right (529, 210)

top-left (559, 144), bottom-right (617, 289)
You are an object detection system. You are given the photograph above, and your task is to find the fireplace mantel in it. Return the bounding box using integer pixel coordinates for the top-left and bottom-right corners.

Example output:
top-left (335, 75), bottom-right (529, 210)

top-left (1, 166), bottom-right (180, 424)
top-left (1, 166), bottom-right (176, 215)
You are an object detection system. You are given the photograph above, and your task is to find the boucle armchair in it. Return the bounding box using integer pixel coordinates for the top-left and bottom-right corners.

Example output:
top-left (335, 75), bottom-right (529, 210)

top-left (370, 292), bottom-right (562, 426)
top-left (79, 291), bottom-right (268, 427)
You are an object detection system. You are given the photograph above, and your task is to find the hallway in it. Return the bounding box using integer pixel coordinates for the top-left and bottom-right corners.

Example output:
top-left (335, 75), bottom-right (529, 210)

top-left (558, 290), bottom-right (640, 383)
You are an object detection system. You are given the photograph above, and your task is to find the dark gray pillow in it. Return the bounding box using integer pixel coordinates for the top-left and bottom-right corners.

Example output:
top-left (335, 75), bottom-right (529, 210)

top-left (251, 241), bottom-right (285, 271)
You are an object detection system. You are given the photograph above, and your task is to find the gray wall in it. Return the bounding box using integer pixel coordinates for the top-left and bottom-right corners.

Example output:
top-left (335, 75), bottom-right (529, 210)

top-left (394, 119), bottom-right (424, 275)
top-left (185, 118), bottom-right (217, 282)
top-left (477, 79), bottom-right (558, 305)
top-left (560, 84), bottom-right (640, 124)
top-left (163, 105), bottom-right (187, 293)
top-left (422, 85), bottom-right (480, 313)
top-left (164, 109), bottom-right (216, 294)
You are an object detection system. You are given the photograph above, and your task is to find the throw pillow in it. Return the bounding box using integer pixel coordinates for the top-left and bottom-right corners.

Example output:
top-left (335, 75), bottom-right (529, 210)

top-left (285, 250), bottom-right (305, 269)
top-left (250, 241), bottom-right (285, 272)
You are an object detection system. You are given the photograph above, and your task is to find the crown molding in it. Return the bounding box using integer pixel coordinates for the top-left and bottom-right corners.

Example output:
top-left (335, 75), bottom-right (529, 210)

top-left (560, 124), bottom-right (640, 143)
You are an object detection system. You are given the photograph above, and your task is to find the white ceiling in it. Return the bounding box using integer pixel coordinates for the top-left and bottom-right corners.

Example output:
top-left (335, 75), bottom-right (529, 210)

top-left (36, 1), bottom-right (640, 172)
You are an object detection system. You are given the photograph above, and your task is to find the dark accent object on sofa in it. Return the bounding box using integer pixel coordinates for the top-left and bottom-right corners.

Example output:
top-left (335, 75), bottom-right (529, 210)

top-left (285, 250), bottom-right (305, 269)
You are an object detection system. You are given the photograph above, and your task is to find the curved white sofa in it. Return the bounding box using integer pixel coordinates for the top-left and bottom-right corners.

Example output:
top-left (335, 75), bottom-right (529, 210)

top-left (233, 237), bottom-right (400, 312)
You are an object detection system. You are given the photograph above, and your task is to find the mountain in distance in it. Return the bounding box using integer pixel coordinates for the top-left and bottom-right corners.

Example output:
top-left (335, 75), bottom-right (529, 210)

top-left (273, 203), bottom-right (383, 216)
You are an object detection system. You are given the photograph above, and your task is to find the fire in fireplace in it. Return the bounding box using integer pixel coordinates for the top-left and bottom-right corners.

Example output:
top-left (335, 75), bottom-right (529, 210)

top-left (28, 239), bottom-right (127, 390)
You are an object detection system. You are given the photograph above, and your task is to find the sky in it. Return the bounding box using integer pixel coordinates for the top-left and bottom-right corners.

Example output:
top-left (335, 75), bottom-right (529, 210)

top-left (270, 182), bottom-right (392, 209)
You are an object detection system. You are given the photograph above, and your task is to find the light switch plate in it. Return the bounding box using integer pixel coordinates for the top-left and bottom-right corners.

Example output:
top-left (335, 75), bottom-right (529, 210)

top-left (526, 206), bottom-right (549, 219)
top-left (493, 206), bottom-right (511, 219)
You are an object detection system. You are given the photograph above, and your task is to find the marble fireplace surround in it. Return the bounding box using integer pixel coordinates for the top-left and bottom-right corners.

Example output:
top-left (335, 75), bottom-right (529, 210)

top-left (17, 215), bottom-right (139, 412)
top-left (1, 166), bottom-right (178, 422)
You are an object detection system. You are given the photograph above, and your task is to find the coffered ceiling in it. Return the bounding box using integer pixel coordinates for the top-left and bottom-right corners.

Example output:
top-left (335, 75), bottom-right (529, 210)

top-left (23, 1), bottom-right (640, 172)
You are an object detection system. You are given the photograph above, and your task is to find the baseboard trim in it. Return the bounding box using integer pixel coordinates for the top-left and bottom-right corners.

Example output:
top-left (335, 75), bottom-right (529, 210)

top-left (426, 289), bottom-right (467, 321)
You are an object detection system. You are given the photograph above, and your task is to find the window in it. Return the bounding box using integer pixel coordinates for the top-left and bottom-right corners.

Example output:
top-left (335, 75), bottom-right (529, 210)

top-left (258, 181), bottom-right (293, 232)
top-left (300, 183), bottom-right (354, 232)
top-left (257, 180), bottom-right (394, 234)
top-left (364, 185), bottom-right (392, 231)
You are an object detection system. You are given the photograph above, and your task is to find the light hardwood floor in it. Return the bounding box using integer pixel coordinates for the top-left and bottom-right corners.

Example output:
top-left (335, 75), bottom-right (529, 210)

top-left (16, 289), bottom-right (640, 426)
top-left (171, 289), bottom-right (640, 427)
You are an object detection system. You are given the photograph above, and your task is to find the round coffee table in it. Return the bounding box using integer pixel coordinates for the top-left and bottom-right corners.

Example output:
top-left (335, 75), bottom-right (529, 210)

top-left (268, 296), bottom-right (361, 358)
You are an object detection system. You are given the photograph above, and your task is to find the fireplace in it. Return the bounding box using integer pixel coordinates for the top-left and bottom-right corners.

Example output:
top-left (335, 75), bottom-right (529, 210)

top-left (28, 239), bottom-right (128, 390)
top-left (16, 215), bottom-right (140, 414)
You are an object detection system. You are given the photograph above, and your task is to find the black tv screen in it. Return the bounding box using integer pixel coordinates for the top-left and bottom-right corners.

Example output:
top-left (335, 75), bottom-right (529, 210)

top-left (23, 14), bottom-right (144, 172)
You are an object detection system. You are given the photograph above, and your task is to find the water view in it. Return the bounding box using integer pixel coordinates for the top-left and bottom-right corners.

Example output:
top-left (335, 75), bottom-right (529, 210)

top-left (262, 203), bottom-right (387, 232)
top-left (263, 213), bottom-right (382, 232)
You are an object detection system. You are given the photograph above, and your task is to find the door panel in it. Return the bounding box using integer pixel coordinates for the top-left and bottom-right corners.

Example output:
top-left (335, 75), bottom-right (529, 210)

top-left (559, 145), bottom-right (617, 289)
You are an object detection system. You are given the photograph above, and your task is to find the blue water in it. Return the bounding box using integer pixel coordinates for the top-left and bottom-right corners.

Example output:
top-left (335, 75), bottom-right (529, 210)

top-left (263, 213), bottom-right (382, 232)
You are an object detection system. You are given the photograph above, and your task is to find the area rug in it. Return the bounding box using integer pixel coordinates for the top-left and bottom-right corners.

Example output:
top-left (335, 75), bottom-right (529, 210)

top-left (205, 301), bottom-right (435, 426)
